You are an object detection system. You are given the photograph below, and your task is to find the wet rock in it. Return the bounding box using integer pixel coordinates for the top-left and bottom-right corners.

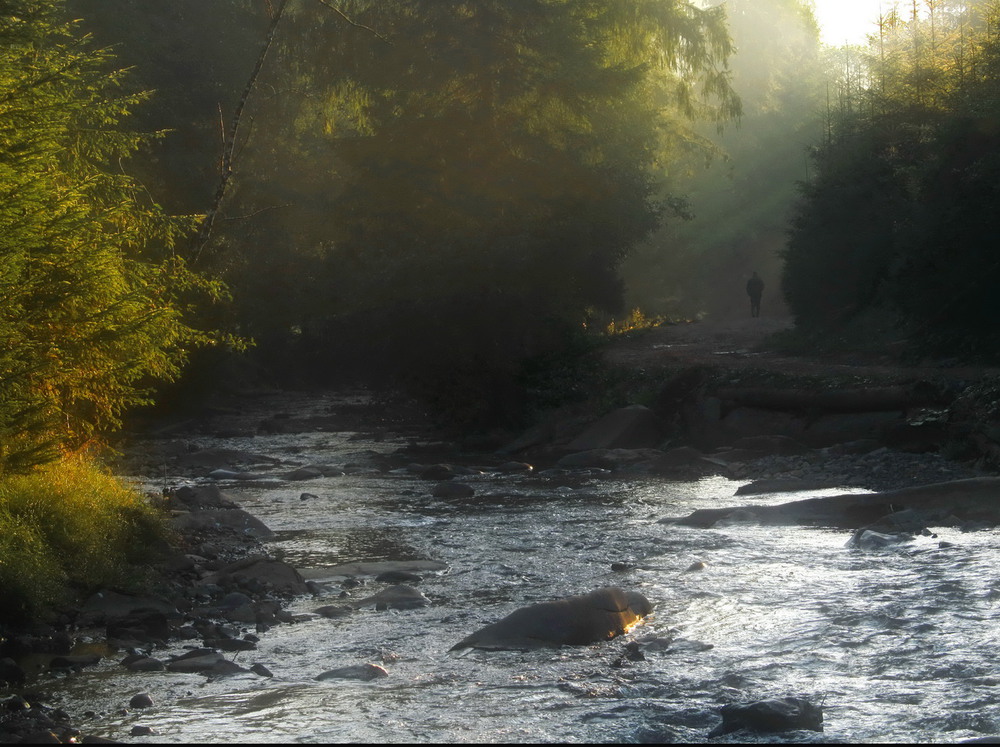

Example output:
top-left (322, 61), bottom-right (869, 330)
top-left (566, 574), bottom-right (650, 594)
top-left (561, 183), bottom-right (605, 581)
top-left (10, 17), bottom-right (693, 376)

top-left (846, 528), bottom-right (914, 550)
top-left (315, 663), bottom-right (389, 681)
top-left (250, 663), bottom-right (273, 678)
top-left (217, 591), bottom-right (255, 610)
top-left (685, 560), bottom-right (707, 572)
top-left (124, 656), bottom-right (165, 673)
top-left (0, 657), bottom-right (26, 686)
top-left (128, 693), bottom-right (153, 709)
top-left (170, 484), bottom-right (241, 510)
top-left (420, 463), bottom-right (461, 480)
top-left (374, 570), bottom-right (423, 584)
top-left (351, 585), bottom-right (430, 611)
top-left (79, 590), bottom-right (179, 624)
top-left (450, 587), bottom-right (652, 651)
top-left (107, 611), bottom-right (171, 645)
top-left (203, 557), bottom-right (309, 596)
top-left (284, 466), bottom-right (324, 481)
top-left (171, 508), bottom-right (276, 540)
top-left (130, 725), bottom-right (155, 737)
top-left (165, 650), bottom-right (225, 673)
top-left (708, 696), bottom-right (823, 737)
top-left (207, 659), bottom-right (249, 676)
top-left (300, 492), bottom-right (318, 501)
top-left (431, 481), bottom-right (474, 499)
top-left (668, 477), bottom-right (1000, 529)
top-left (49, 654), bottom-right (102, 670)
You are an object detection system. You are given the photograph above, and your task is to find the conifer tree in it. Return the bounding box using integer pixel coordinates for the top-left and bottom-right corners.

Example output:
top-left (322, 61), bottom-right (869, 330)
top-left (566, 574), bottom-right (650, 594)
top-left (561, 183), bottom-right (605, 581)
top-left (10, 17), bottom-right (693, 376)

top-left (0, 1), bottom-right (224, 471)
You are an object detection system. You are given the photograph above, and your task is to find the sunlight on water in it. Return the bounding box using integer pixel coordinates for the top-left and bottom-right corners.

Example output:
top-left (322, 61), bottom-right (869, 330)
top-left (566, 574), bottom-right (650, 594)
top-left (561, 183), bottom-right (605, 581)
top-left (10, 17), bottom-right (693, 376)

top-left (44, 414), bottom-right (1000, 743)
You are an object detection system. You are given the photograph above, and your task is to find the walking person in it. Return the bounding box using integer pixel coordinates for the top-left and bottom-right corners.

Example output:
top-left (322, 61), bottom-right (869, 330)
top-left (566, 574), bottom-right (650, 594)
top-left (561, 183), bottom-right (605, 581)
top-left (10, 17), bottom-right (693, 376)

top-left (746, 271), bottom-right (764, 318)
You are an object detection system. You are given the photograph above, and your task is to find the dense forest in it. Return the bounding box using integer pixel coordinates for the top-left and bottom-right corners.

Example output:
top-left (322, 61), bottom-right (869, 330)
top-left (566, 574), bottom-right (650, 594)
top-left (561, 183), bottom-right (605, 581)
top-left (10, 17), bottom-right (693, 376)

top-left (3, 0), bottom-right (1000, 468)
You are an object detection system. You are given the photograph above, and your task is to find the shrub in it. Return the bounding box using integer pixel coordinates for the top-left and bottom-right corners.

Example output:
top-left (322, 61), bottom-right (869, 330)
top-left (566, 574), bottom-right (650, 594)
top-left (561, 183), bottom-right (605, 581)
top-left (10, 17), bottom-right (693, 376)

top-left (0, 456), bottom-right (167, 624)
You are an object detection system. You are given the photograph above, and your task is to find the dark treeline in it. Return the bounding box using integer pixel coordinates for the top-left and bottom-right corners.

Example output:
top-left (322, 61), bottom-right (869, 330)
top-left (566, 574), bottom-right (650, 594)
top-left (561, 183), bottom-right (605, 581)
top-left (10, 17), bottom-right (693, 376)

top-left (69, 0), bottom-right (741, 429)
top-left (783, 0), bottom-right (1000, 359)
top-left (5, 0), bottom-right (1000, 459)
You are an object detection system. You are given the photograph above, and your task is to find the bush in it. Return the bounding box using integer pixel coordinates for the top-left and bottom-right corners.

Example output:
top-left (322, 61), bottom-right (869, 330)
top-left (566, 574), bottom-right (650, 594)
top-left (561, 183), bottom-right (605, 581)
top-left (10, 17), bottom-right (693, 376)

top-left (0, 456), bottom-right (167, 624)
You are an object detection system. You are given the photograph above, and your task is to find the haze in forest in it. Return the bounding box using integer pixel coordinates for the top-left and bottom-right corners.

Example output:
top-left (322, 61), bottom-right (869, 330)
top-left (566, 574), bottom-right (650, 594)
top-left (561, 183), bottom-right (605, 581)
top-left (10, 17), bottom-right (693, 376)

top-left (3, 0), bottom-right (999, 461)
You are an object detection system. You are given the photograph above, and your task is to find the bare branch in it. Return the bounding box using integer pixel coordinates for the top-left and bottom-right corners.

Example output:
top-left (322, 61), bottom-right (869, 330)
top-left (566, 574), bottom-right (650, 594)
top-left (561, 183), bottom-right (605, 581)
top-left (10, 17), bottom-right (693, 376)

top-left (313, 0), bottom-right (392, 44)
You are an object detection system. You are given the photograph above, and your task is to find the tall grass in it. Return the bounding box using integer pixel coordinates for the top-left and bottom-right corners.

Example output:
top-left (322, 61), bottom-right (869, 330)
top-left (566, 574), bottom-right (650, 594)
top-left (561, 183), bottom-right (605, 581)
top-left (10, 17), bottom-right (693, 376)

top-left (0, 456), bottom-right (167, 624)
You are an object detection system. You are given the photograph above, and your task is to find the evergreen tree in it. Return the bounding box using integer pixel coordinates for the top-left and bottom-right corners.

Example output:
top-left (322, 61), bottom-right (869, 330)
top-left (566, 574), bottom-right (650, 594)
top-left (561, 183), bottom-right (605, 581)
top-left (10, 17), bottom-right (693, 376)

top-left (0, 1), bottom-right (225, 471)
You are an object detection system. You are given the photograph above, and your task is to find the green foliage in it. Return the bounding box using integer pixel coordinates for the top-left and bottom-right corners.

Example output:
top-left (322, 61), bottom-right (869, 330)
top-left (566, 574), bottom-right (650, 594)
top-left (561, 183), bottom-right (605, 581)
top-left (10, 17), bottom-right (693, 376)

top-left (782, 0), bottom-right (1000, 359)
top-left (247, 0), bottom-right (739, 425)
top-left (0, 456), bottom-right (166, 623)
top-left (0, 0), bottom-right (226, 471)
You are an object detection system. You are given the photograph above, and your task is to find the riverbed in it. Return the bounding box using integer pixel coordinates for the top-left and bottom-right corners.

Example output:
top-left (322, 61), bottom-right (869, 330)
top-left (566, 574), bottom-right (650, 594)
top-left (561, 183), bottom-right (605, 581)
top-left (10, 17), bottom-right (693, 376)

top-left (42, 390), bottom-right (1000, 743)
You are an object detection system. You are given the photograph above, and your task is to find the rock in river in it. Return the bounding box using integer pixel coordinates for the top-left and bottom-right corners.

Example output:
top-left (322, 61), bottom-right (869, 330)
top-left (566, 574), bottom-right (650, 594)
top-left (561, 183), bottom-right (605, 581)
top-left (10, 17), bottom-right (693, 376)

top-left (708, 696), bottom-right (824, 737)
top-left (450, 587), bottom-right (652, 651)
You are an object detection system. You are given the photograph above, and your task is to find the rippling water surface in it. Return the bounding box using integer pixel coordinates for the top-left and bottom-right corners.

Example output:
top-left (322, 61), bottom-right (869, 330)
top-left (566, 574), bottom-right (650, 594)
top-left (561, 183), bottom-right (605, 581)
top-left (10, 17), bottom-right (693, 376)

top-left (50, 395), bottom-right (1000, 743)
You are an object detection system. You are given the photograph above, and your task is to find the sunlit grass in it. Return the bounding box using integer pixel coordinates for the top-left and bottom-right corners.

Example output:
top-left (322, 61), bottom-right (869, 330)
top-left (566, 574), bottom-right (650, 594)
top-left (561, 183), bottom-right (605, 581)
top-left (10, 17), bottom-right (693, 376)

top-left (0, 455), bottom-right (167, 623)
top-left (604, 307), bottom-right (668, 336)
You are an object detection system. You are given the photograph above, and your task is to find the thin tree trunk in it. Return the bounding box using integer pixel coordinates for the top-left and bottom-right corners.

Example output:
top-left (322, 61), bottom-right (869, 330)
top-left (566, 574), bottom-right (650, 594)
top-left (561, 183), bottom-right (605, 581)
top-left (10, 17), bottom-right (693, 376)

top-left (192, 0), bottom-right (290, 265)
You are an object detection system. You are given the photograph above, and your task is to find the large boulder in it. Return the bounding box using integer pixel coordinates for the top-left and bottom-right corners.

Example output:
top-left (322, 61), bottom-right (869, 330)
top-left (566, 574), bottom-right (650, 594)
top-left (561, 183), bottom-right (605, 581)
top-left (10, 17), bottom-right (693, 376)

top-left (668, 477), bottom-right (1000, 529)
top-left (204, 557), bottom-right (309, 595)
top-left (566, 405), bottom-right (667, 451)
top-left (171, 508), bottom-right (275, 540)
top-left (450, 587), bottom-right (652, 651)
top-left (351, 585), bottom-right (430, 611)
top-left (709, 697), bottom-right (823, 737)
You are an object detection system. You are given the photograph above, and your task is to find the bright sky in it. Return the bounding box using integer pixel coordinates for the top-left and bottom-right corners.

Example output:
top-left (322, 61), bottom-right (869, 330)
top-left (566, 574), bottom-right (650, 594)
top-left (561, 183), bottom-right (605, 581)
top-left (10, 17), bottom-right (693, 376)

top-left (812, 0), bottom-right (896, 46)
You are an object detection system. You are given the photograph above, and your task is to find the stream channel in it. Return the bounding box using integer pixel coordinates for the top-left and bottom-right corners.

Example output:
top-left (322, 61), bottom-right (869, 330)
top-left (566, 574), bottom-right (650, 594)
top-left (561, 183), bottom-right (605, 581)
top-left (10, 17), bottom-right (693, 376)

top-left (46, 391), bottom-right (1000, 742)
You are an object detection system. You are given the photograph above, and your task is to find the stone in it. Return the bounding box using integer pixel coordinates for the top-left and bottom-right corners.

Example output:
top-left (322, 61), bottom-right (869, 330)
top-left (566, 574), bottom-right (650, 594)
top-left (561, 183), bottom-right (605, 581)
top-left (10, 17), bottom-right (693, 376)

top-left (128, 693), bottom-right (153, 709)
top-left (431, 481), bottom-right (475, 498)
top-left (171, 484), bottom-right (241, 509)
top-left (250, 663), bottom-right (274, 678)
top-left (171, 509), bottom-right (276, 540)
top-left (708, 697), bottom-right (823, 737)
top-left (450, 587), bottom-right (652, 651)
top-left (125, 657), bottom-right (165, 673)
top-left (205, 557), bottom-right (309, 595)
top-left (79, 590), bottom-right (179, 623)
top-left (351, 585), bottom-right (430, 611)
top-left (166, 651), bottom-right (225, 673)
top-left (315, 663), bottom-right (389, 681)
top-left (374, 571), bottom-right (423, 584)
top-left (284, 466), bottom-right (324, 481)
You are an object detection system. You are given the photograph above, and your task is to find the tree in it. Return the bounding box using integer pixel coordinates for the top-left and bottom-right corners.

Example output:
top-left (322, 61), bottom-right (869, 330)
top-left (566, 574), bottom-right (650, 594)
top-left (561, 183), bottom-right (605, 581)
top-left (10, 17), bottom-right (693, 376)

top-left (0, 1), bottom-right (225, 471)
top-left (782, 0), bottom-right (1000, 358)
top-left (256, 0), bottom-right (740, 424)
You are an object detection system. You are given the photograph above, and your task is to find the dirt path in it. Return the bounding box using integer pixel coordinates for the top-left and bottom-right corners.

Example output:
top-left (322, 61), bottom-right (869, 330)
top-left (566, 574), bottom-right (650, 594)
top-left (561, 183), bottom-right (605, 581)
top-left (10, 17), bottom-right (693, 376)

top-left (603, 313), bottom-right (1000, 384)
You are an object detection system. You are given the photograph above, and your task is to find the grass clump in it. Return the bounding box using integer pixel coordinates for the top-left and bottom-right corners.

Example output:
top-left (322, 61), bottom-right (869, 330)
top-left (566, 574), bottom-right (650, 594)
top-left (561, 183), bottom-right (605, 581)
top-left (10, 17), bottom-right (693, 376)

top-left (0, 456), bottom-right (167, 624)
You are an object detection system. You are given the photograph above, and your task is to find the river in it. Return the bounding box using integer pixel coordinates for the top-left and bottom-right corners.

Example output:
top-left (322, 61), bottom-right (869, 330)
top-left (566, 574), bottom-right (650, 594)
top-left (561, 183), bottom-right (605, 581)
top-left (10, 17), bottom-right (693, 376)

top-left (45, 391), bottom-right (1000, 743)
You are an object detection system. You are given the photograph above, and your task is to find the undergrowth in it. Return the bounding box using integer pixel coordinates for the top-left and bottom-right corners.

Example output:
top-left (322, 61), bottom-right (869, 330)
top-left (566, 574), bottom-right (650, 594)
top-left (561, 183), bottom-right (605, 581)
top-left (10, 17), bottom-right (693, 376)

top-left (0, 456), bottom-right (167, 624)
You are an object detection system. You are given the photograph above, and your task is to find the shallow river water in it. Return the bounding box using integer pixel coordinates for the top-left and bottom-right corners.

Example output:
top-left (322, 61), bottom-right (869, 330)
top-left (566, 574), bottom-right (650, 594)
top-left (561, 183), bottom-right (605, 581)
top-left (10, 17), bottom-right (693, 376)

top-left (48, 393), bottom-right (1000, 743)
